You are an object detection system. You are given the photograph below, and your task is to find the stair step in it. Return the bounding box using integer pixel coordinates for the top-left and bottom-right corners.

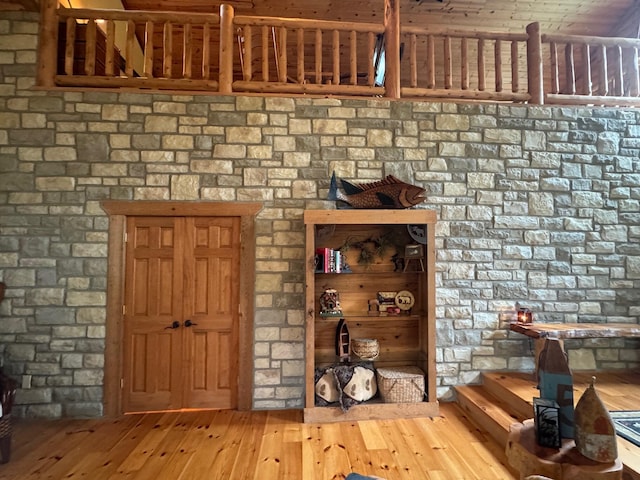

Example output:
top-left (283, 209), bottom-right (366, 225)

top-left (481, 371), bottom-right (537, 420)
top-left (455, 384), bottom-right (527, 448)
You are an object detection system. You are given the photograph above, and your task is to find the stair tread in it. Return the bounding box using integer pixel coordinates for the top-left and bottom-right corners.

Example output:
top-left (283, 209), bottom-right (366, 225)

top-left (456, 384), bottom-right (526, 430)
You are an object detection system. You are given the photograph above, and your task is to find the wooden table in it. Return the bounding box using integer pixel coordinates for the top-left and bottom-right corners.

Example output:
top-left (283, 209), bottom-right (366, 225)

top-left (509, 322), bottom-right (640, 365)
top-left (506, 419), bottom-right (622, 480)
top-left (509, 322), bottom-right (640, 340)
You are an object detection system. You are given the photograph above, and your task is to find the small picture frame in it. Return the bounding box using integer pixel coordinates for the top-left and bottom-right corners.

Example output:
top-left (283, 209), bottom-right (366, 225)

top-left (534, 397), bottom-right (561, 448)
top-left (404, 244), bottom-right (423, 259)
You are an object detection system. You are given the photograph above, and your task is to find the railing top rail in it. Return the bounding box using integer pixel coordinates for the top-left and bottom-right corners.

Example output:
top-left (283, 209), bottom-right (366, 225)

top-left (401, 25), bottom-right (528, 42)
top-left (542, 32), bottom-right (640, 48)
top-left (234, 14), bottom-right (384, 33)
top-left (57, 8), bottom-right (221, 24)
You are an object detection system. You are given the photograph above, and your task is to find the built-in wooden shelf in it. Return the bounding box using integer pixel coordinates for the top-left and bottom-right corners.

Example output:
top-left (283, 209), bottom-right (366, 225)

top-left (303, 209), bottom-right (438, 423)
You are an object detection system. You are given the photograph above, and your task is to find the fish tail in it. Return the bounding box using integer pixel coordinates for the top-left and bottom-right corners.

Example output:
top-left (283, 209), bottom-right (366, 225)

top-left (328, 171), bottom-right (339, 201)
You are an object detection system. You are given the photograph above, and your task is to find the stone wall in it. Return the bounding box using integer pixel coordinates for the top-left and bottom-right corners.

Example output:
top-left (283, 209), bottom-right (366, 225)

top-left (1, 11), bottom-right (639, 417)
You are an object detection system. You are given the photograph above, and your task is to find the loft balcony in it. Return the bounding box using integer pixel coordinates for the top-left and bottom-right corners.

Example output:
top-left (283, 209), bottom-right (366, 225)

top-left (36, 1), bottom-right (640, 107)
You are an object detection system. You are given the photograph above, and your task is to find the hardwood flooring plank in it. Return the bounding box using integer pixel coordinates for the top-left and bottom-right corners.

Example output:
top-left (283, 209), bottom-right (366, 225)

top-left (339, 421), bottom-right (375, 475)
top-left (221, 410), bottom-right (264, 479)
top-left (319, 419), bottom-right (353, 480)
top-left (0, 419), bottom-right (102, 479)
top-left (43, 415), bottom-right (143, 480)
top-left (174, 410), bottom-right (233, 479)
top-left (394, 417), bottom-right (449, 476)
top-left (130, 410), bottom-right (210, 480)
top-left (252, 411), bottom-right (288, 480)
top-left (378, 418), bottom-right (425, 479)
top-left (106, 411), bottom-right (180, 478)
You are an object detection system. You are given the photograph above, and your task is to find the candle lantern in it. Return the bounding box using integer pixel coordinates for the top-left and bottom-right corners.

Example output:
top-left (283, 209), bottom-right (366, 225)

top-left (517, 306), bottom-right (533, 324)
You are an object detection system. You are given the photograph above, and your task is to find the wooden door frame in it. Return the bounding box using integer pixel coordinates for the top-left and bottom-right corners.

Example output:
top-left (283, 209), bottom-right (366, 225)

top-left (100, 201), bottom-right (262, 416)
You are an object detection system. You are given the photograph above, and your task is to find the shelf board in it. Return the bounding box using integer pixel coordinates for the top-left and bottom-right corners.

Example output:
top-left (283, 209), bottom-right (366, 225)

top-left (304, 400), bottom-right (439, 423)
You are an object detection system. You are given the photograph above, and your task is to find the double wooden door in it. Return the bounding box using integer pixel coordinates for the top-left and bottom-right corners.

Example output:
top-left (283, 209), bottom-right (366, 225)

top-left (122, 216), bottom-right (240, 413)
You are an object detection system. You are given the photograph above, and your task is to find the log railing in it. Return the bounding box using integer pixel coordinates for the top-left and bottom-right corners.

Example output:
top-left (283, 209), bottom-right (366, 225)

top-left (52, 7), bottom-right (221, 91)
top-left (36, 1), bottom-right (640, 107)
top-left (541, 32), bottom-right (640, 107)
top-left (399, 27), bottom-right (530, 102)
top-left (231, 11), bottom-right (385, 97)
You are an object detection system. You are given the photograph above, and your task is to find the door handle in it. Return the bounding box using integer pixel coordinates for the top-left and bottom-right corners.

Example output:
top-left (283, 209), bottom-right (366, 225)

top-left (164, 320), bottom-right (180, 330)
top-left (184, 319), bottom-right (198, 327)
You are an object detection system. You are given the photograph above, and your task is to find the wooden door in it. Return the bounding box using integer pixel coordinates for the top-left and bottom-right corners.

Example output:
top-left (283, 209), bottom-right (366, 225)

top-left (183, 217), bottom-right (239, 409)
top-left (122, 216), bottom-right (240, 413)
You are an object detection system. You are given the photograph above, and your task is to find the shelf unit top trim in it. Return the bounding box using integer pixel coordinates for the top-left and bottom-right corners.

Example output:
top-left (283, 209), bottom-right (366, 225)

top-left (304, 209), bottom-right (437, 224)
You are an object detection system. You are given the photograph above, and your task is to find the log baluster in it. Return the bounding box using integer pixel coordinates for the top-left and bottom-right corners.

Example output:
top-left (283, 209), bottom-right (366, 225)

top-left (125, 19), bottom-right (135, 78)
top-left (84, 19), bottom-right (97, 76)
top-left (581, 43), bottom-right (591, 95)
top-left (278, 27), bottom-right (287, 83)
top-left (349, 30), bottom-right (357, 85)
top-left (511, 40), bottom-right (519, 93)
top-left (461, 37), bottom-right (468, 90)
top-left (565, 43), bottom-right (576, 95)
top-left (261, 25), bottom-right (269, 82)
top-left (367, 31), bottom-right (375, 86)
top-left (427, 34), bottom-right (435, 89)
top-left (297, 28), bottom-right (304, 84)
top-left (614, 46), bottom-right (624, 96)
top-left (332, 29), bottom-right (340, 85)
top-left (183, 23), bottom-right (192, 79)
top-left (444, 36), bottom-right (452, 89)
top-left (315, 29), bottom-right (322, 84)
top-left (495, 39), bottom-right (502, 92)
top-left (409, 33), bottom-right (417, 88)
top-left (64, 17), bottom-right (75, 75)
top-left (105, 20), bottom-right (116, 76)
top-left (477, 38), bottom-right (485, 91)
top-left (143, 20), bottom-right (154, 78)
top-left (630, 47), bottom-right (639, 96)
top-left (163, 22), bottom-right (173, 78)
top-left (599, 45), bottom-right (608, 96)
top-left (550, 41), bottom-right (559, 94)
top-left (203, 22), bottom-right (211, 80)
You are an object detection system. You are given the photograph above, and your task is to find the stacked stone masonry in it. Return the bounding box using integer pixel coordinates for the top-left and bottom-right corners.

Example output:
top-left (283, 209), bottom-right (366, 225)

top-left (0, 11), bottom-right (638, 417)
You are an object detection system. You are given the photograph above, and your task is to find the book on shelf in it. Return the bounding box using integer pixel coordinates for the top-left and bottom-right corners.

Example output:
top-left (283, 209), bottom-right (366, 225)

top-left (315, 247), bottom-right (343, 273)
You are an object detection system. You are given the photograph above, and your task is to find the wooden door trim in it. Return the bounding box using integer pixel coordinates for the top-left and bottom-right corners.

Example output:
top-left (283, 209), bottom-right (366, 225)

top-left (101, 201), bottom-right (262, 416)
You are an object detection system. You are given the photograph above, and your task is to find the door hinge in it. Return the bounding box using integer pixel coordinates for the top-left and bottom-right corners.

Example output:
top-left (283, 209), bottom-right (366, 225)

top-left (122, 304), bottom-right (126, 315)
top-left (123, 232), bottom-right (128, 243)
top-left (120, 378), bottom-right (124, 389)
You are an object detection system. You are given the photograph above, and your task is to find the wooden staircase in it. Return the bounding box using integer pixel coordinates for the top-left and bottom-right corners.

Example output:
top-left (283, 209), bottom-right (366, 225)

top-left (455, 371), bottom-right (640, 480)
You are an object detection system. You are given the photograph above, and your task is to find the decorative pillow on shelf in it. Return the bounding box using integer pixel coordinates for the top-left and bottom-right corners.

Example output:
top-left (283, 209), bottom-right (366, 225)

top-left (333, 362), bottom-right (377, 411)
top-left (314, 367), bottom-right (340, 406)
top-left (314, 362), bottom-right (377, 411)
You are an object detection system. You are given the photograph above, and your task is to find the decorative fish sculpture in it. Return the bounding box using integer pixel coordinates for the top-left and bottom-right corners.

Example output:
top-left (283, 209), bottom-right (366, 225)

top-left (328, 172), bottom-right (425, 209)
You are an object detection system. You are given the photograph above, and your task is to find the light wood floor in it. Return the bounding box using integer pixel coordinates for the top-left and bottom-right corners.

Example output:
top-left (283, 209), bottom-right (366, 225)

top-left (0, 402), bottom-right (516, 480)
top-left (0, 370), bottom-right (637, 480)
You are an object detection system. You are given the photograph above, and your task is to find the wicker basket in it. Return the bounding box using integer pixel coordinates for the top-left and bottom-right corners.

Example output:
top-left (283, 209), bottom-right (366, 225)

top-left (376, 366), bottom-right (425, 403)
top-left (351, 338), bottom-right (379, 360)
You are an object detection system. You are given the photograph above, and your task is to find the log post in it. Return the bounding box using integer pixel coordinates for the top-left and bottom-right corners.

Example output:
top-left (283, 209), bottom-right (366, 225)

top-left (383, 0), bottom-right (400, 99)
top-left (219, 4), bottom-right (235, 94)
top-left (36, 0), bottom-right (59, 87)
top-left (526, 22), bottom-right (544, 104)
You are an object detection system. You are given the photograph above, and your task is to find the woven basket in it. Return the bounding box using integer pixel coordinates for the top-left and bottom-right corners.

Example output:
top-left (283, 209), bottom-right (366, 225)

top-left (376, 366), bottom-right (425, 403)
top-left (351, 338), bottom-right (379, 360)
